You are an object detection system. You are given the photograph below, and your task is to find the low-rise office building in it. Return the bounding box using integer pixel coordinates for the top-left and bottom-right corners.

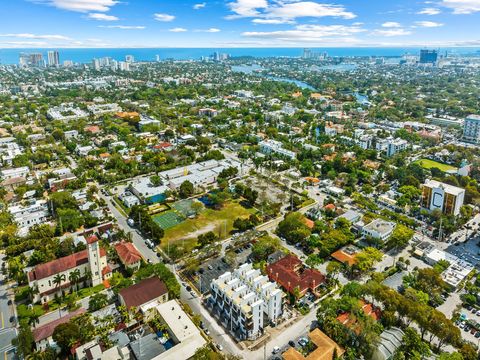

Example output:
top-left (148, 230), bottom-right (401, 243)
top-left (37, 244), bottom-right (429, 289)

top-left (362, 219), bottom-right (396, 241)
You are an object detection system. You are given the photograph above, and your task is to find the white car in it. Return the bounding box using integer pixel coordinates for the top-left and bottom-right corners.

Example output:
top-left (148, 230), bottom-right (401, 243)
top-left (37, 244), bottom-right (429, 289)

top-left (272, 346), bottom-right (281, 354)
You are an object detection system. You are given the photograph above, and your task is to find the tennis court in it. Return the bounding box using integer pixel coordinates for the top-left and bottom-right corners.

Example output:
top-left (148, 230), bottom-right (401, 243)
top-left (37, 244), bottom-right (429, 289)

top-left (172, 199), bottom-right (196, 217)
top-left (152, 211), bottom-right (184, 230)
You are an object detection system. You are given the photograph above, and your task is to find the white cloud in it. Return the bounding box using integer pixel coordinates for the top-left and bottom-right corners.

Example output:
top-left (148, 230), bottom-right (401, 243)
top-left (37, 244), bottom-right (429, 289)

top-left (227, 0), bottom-right (268, 18)
top-left (87, 13), bottom-right (118, 21)
top-left (265, 1), bottom-right (356, 20)
top-left (441, 0), bottom-right (480, 14)
top-left (1, 41), bottom-right (49, 47)
top-left (0, 33), bottom-right (71, 40)
top-left (193, 2), bottom-right (206, 10)
top-left (414, 20), bottom-right (444, 27)
top-left (242, 24), bottom-right (365, 43)
top-left (372, 28), bottom-right (412, 36)
top-left (169, 27), bottom-right (188, 32)
top-left (154, 13), bottom-right (175, 22)
top-left (417, 7), bottom-right (441, 15)
top-left (30, 0), bottom-right (118, 13)
top-left (227, 0), bottom-right (355, 21)
top-left (382, 21), bottom-right (401, 28)
top-left (99, 25), bottom-right (145, 29)
top-left (252, 18), bottom-right (295, 24)
top-left (195, 28), bottom-right (221, 32)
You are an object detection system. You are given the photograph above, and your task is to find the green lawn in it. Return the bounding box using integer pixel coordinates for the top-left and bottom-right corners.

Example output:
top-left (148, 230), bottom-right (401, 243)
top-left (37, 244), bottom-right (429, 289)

top-left (159, 200), bottom-right (256, 253)
top-left (413, 159), bottom-right (457, 172)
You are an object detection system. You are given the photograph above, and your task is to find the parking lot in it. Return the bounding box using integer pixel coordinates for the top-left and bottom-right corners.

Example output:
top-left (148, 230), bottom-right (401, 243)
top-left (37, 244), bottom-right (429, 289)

top-left (441, 235), bottom-right (480, 268)
top-left (196, 244), bottom-right (253, 294)
top-left (456, 306), bottom-right (480, 345)
top-left (268, 331), bottom-right (312, 359)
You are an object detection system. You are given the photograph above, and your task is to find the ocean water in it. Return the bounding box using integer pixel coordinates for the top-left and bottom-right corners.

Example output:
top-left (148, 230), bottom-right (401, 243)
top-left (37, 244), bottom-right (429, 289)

top-left (1, 47), bottom-right (479, 65)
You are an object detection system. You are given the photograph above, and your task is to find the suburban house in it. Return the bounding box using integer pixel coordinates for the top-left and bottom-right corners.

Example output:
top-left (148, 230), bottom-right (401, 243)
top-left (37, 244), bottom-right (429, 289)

top-left (33, 308), bottom-right (86, 350)
top-left (118, 277), bottom-right (169, 310)
top-left (114, 242), bottom-right (143, 270)
top-left (266, 254), bottom-right (326, 300)
top-left (28, 235), bottom-right (111, 303)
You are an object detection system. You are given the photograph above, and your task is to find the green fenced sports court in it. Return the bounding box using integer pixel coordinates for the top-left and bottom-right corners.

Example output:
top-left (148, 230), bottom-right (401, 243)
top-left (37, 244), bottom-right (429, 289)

top-left (152, 211), bottom-right (184, 230)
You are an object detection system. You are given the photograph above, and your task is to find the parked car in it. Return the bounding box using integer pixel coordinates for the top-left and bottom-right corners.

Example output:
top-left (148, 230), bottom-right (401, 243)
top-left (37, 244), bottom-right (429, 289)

top-left (288, 340), bottom-right (295, 347)
top-left (216, 344), bottom-right (223, 352)
top-left (298, 337), bottom-right (308, 347)
top-left (272, 346), bottom-right (281, 354)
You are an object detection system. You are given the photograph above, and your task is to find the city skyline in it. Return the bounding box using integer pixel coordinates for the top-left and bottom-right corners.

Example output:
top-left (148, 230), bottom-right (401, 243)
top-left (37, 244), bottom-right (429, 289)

top-left (1, 0), bottom-right (480, 48)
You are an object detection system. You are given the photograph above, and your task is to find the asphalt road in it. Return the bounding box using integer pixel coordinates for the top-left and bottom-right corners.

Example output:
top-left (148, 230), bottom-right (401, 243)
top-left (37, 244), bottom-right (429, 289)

top-left (0, 254), bottom-right (17, 360)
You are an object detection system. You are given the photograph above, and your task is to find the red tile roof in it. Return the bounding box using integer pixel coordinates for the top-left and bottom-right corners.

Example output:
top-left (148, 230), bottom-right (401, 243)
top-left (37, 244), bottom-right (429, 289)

top-left (115, 242), bottom-right (143, 265)
top-left (266, 254), bottom-right (326, 295)
top-left (336, 300), bottom-right (381, 334)
top-left (28, 248), bottom-right (106, 282)
top-left (84, 125), bottom-right (101, 134)
top-left (102, 265), bottom-right (112, 276)
top-left (324, 203), bottom-right (336, 211)
top-left (86, 235), bottom-right (99, 244)
top-left (303, 218), bottom-right (315, 229)
top-left (331, 249), bottom-right (357, 266)
top-left (32, 308), bottom-right (86, 342)
top-left (153, 142), bottom-right (173, 150)
top-left (119, 277), bottom-right (168, 309)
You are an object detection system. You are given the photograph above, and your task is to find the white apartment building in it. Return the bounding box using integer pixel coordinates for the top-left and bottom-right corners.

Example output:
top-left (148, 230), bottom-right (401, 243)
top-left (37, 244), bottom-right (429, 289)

top-left (47, 103), bottom-right (88, 122)
top-left (87, 103), bottom-right (122, 116)
top-left (0, 166), bottom-right (29, 179)
top-left (376, 137), bottom-right (408, 157)
top-left (463, 115), bottom-right (480, 144)
top-left (387, 138), bottom-right (408, 157)
top-left (259, 139), bottom-right (296, 159)
top-left (208, 263), bottom-right (283, 340)
top-left (9, 199), bottom-right (50, 235)
top-left (362, 219), bottom-right (396, 241)
top-left (357, 134), bottom-right (373, 150)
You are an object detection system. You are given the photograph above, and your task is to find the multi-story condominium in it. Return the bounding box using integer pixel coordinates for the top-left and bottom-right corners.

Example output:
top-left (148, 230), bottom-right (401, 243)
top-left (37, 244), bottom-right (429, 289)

top-left (386, 138), bottom-right (408, 157)
top-left (463, 115), bottom-right (480, 144)
top-left (259, 139), bottom-right (296, 159)
top-left (421, 179), bottom-right (465, 216)
top-left (47, 51), bottom-right (60, 67)
top-left (28, 235), bottom-right (111, 303)
top-left (376, 137), bottom-right (408, 157)
top-left (208, 263), bottom-right (283, 340)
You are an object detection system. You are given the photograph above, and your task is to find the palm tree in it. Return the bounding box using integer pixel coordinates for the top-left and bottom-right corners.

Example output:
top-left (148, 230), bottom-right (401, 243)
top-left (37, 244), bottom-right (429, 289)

top-left (25, 285), bottom-right (39, 302)
top-left (28, 312), bottom-right (40, 328)
top-left (68, 269), bottom-right (81, 293)
top-left (83, 269), bottom-right (92, 287)
top-left (52, 274), bottom-right (66, 296)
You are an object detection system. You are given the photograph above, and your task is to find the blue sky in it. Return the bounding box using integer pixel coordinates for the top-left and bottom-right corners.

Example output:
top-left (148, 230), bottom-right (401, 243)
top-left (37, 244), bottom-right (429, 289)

top-left (1, 0), bottom-right (480, 48)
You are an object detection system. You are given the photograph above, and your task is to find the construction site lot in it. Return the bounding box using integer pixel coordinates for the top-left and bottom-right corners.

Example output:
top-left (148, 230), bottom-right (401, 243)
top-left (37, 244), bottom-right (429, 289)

top-left (235, 175), bottom-right (288, 204)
